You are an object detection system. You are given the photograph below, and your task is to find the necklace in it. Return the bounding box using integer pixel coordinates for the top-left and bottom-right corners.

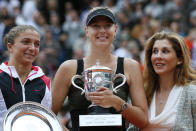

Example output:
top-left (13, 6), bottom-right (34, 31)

top-left (157, 91), bottom-right (167, 105)
top-left (158, 89), bottom-right (172, 105)
top-left (159, 96), bottom-right (164, 105)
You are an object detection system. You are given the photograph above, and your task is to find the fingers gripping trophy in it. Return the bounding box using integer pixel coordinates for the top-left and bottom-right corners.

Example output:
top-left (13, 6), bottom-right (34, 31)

top-left (72, 60), bottom-right (126, 114)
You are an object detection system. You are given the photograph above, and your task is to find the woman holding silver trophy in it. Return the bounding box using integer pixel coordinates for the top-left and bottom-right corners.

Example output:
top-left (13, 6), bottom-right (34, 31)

top-left (0, 25), bottom-right (52, 131)
top-left (52, 7), bottom-right (148, 131)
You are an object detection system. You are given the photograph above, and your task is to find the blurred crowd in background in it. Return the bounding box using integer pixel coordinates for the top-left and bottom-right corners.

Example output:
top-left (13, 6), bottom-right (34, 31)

top-left (1, 0), bottom-right (196, 129)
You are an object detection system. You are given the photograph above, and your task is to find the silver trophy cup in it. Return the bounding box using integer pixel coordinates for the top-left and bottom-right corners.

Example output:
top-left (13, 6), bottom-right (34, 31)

top-left (71, 61), bottom-right (126, 114)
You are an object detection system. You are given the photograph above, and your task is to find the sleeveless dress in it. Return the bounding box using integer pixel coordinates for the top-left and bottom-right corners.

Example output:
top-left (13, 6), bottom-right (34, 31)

top-left (68, 57), bottom-right (129, 131)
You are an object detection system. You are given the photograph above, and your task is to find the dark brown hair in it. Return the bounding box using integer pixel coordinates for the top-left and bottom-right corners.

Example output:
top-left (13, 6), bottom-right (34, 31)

top-left (4, 25), bottom-right (39, 45)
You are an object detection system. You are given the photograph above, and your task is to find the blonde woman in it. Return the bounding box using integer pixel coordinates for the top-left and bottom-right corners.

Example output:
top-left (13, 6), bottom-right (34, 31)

top-left (52, 7), bottom-right (148, 131)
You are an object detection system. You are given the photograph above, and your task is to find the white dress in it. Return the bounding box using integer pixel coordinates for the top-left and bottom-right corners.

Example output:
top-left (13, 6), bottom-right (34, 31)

top-left (147, 85), bottom-right (183, 131)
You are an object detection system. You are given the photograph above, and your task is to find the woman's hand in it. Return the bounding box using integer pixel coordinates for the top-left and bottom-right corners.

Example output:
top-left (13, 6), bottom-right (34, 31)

top-left (88, 87), bottom-right (116, 108)
top-left (63, 126), bottom-right (70, 131)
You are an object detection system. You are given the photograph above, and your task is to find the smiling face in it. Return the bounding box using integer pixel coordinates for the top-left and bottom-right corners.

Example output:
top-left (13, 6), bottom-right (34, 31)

top-left (151, 39), bottom-right (181, 76)
top-left (85, 16), bottom-right (117, 48)
top-left (7, 29), bottom-right (40, 65)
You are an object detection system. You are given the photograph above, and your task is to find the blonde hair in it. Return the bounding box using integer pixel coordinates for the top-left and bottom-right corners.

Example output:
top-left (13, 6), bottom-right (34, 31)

top-left (143, 31), bottom-right (196, 105)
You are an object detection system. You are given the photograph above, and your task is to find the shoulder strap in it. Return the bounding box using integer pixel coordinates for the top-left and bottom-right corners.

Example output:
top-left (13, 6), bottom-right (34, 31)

top-left (116, 57), bottom-right (124, 74)
top-left (76, 59), bottom-right (84, 74)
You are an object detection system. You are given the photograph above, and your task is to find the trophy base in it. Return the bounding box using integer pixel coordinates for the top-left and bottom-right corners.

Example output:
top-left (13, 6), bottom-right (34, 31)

top-left (80, 106), bottom-right (123, 131)
top-left (87, 106), bottom-right (111, 115)
top-left (79, 114), bottom-right (122, 131)
top-left (79, 126), bottom-right (122, 131)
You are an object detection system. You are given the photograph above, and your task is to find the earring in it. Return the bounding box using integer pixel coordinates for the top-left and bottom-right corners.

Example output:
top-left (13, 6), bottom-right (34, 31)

top-left (177, 61), bottom-right (181, 65)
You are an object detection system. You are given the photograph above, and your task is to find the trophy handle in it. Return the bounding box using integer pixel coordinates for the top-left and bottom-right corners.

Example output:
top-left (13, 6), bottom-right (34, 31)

top-left (113, 73), bottom-right (126, 93)
top-left (71, 75), bottom-right (85, 95)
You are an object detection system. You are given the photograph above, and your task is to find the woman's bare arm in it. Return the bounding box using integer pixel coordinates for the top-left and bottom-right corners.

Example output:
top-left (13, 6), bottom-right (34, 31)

top-left (122, 58), bottom-right (148, 128)
top-left (52, 60), bottom-right (77, 114)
